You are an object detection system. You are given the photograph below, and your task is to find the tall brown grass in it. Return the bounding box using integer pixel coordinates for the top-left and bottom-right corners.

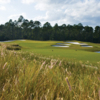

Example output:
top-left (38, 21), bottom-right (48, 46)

top-left (0, 46), bottom-right (100, 100)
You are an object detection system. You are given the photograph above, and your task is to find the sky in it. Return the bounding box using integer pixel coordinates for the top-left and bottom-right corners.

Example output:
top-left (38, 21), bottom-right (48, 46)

top-left (0, 0), bottom-right (100, 27)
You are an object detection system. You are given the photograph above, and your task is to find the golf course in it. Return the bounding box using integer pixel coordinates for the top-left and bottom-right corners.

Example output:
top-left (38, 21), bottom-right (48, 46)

top-left (1, 0), bottom-right (100, 99)
top-left (3, 40), bottom-right (100, 63)
top-left (0, 40), bottom-right (100, 100)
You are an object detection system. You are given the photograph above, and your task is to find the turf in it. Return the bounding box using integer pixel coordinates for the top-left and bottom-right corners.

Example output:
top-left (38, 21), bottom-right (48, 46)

top-left (4, 40), bottom-right (100, 63)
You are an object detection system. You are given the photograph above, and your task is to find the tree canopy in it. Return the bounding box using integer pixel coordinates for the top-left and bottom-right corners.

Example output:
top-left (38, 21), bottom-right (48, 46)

top-left (0, 15), bottom-right (100, 43)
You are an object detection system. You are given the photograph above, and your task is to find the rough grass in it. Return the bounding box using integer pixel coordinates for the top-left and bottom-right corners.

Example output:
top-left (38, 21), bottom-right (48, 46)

top-left (0, 45), bottom-right (100, 100)
top-left (0, 43), bottom-right (21, 50)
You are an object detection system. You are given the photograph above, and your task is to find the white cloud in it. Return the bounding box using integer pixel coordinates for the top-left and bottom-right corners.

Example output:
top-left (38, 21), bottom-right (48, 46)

top-left (0, 0), bottom-right (11, 4)
top-left (21, 0), bottom-right (35, 4)
top-left (31, 0), bottom-right (100, 26)
top-left (21, 0), bottom-right (49, 4)
top-left (0, 20), bottom-right (6, 24)
top-left (8, 13), bottom-right (27, 20)
top-left (0, 6), bottom-right (6, 10)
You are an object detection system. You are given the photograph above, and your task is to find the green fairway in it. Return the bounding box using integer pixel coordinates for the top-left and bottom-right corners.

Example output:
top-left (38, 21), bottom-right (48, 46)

top-left (4, 40), bottom-right (100, 63)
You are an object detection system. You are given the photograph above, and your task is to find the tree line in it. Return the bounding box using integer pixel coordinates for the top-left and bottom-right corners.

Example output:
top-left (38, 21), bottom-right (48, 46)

top-left (0, 15), bottom-right (100, 43)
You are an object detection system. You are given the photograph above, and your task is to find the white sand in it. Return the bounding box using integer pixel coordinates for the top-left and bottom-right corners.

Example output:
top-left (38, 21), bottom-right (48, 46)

top-left (65, 42), bottom-right (80, 44)
top-left (52, 45), bottom-right (69, 47)
top-left (81, 46), bottom-right (93, 47)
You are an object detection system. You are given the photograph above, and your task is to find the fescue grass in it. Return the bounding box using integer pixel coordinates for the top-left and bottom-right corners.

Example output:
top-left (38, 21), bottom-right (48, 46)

top-left (0, 43), bottom-right (100, 100)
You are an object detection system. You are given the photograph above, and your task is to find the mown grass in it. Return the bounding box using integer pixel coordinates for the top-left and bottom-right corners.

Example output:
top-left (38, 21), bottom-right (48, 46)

top-left (0, 43), bottom-right (100, 100)
top-left (4, 40), bottom-right (100, 63)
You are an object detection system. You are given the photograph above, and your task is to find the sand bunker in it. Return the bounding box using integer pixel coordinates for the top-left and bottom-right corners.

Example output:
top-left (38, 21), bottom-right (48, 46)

top-left (81, 45), bottom-right (93, 47)
top-left (65, 41), bottom-right (93, 47)
top-left (52, 41), bottom-right (93, 48)
top-left (65, 42), bottom-right (80, 44)
top-left (79, 43), bottom-right (93, 47)
top-left (52, 43), bottom-right (70, 47)
top-left (52, 45), bottom-right (69, 47)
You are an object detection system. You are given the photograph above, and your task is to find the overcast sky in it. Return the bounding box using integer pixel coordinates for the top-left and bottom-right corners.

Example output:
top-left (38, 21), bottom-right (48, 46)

top-left (0, 0), bottom-right (100, 27)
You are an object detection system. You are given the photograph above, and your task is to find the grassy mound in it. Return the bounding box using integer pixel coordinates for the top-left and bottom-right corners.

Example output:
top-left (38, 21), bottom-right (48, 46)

top-left (6, 46), bottom-right (21, 50)
top-left (0, 46), bottom-right (100, 99)
top-left (1, 43), bottom-right (21, 50)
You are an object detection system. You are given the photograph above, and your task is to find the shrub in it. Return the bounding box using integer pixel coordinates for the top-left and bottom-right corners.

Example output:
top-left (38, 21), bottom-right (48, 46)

top-left (6, 45), bottom-right (21, 50)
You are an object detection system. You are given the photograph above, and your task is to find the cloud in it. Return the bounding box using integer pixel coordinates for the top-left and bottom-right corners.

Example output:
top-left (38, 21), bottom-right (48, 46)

top-left (21, 0), bottom-right (35, 4)
top-left (8, 13), bottom-right (27, 20)
top-left (0, 20), bottom-right (6, 24)
top-left (32, 0), bottom-right (100, 26)
top-left (0, 6), bottom-right (6, 10)
top-left (0, 0), bottom-right (11, 4)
